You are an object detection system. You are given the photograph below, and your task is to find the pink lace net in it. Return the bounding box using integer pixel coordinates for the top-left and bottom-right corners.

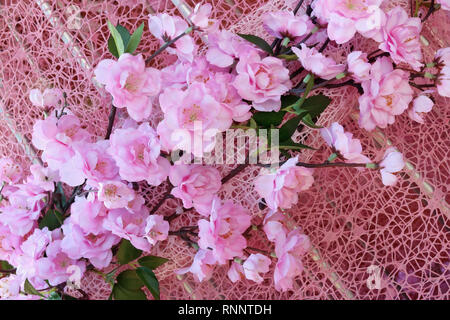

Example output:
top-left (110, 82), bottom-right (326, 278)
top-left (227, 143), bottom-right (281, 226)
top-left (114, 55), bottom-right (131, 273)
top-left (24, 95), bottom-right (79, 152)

top-left (0, 0), bottom-right (448, 300)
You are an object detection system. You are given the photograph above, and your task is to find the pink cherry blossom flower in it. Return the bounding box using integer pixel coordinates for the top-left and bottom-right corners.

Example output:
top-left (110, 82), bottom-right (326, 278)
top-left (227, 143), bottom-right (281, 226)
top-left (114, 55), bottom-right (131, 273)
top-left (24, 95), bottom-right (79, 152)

top-left (242, 253), bottom-right (271, 284)
top-left (0, 157), bottom-right (22, 184)
top-left (263, 11), bottom-right (313, 41)
top-left (169, 164), bottom-right (221, 216)
top-left (206, 30), bottom-right (251, 68)
top-left (379, 7), bottom-right (423, 71)
top-left (0, 221), bottom-right (23, 266)
top-left (347, 51), bottom-right (371, 82)
top-left (0, 274), bottom-right (22, 299)
top-left (254, 156), bottom-right (314, 211)
top-left (233, 49), bottom-right (292, 111)
top-left (157, 83), bottom-right (232, 156)
top-left (175, 249), bottom-right (217, 282)
top-left (59, 140), bottom-right (119, 187)
top-left (292, 44), bottom-right (346, 80)
top-left (97, 181), bottom-right (135, 209)
top-left (227, 261), bottom-right (245, 283)
top-left (108, 122), bottom-right (170, 186)
top-left (144, 214), bottom-right (169, 246)
top-left (435, 48), bottom-right (450, 97)
top-left (320, 122), bottom-right (370, 163)
top-left (189, 3), bottom-right (217, 31)
top-left (70, 196), bottom-right (108, 235)
top-left (32, 114), bottom-right (91, 172)
top-left (437, 0), bottom-right (450, 10)
top-left (28, 164), bottom-right (59, 192)
top-left (378, 147), bottom-right (405, 186)
top-left (103, 207), bottom-right (150, 251)
top-left (358, 57), bottom-right (414, 131)
top-left (29, 88), bottom-right (63, 109)
top-left (148, 13), bottom-right (196, 62)
top-left (94, 53), bottom-right (161, 121)
top-left (36, 239), bottom-right (86, 286)
top-left (312, 0), bottom-right (385, 44)
top-left (15, 228), bottom-right (52, 290)
top-left (198, 198), bottom-right (251, 264)
top-left (60, 218), bottom-right (120, 269)
top-left (408, 95), bottom-right (434, 124)
top-left (205, 72), bottom-right (252, 122)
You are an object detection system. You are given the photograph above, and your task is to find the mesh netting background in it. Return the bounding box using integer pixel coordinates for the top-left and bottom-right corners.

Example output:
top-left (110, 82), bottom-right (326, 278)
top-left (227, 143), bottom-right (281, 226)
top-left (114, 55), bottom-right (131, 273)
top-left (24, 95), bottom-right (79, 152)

top-left (0, 0), bottom-right (448, 300)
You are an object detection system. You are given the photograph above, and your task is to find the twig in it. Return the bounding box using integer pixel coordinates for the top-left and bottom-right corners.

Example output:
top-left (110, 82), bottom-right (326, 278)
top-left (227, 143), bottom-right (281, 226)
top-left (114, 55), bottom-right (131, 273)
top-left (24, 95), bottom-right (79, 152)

top-left (104, 105), bottom-right (117, 140)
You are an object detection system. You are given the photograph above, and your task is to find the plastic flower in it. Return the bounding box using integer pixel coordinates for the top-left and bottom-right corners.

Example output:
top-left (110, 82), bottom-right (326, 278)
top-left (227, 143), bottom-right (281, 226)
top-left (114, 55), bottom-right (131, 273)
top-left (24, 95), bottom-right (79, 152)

top-left (157, 83), bottom-right (233, 156)
top-left (28, 164), bottom-right (59, 192)
top-left (320, 122), bottom-right (370, 163)
top-left (29, 88), bottom-right (63, 109)
top-left (206, 30), bottom-right (251, 68)
top-left (32, 114), bottom-right (91, 172)
top-left (379, 7), bottom-right (423, 71)
top-left (263, 10), bottom-right (313, 41)
top-left (176, 249), bottom-right (217, 282)
top-left (233, 49), bottom-right (292, 111)
top-left (347, 51), bottom-right (371, 82)
top-left (189, 3), bottom-right (216, 31)
top-left (437, 0), bottom-right (450, 10)
top-left (358, 57), bottom-right (414, 131)
top-left (59, 140), bottom-right (119, 187)
top-left (0, 157), bottom-right (22, 184)
top-left (198, 198), bottom-right (251, 264)
top-left (378, 147), bottom-right (405, 186)
top-left (70, 196), bottom-right (108, 235)
top-left (148, 13), bottom-right (196, 62)
top-left (242, 253), bottom-right (271, 284)
top-left (435, 47), bottom-right (450, 97)
top-left (169, 164), bottom-right (222, 216)
top-left (98, 181), bottom-right (135, 209)
top-left (408, 95), bottom-right (434, 124)
top-left (254, 156), bottom-right (314, 211)
top-left (144, 214), bottom-right (169, 246)
top-left (60, 218), bottom-right (120, 269)
top-left (94, 53), bottom-right (161, 121)
top-left (311, 0), bottom-right (385, 43)
top-left (227, 261), bottom-right (245, 283)
top-left (108, 122), bottom-right (170, 186)
top-left (292, 44), bottom-right (346, 80)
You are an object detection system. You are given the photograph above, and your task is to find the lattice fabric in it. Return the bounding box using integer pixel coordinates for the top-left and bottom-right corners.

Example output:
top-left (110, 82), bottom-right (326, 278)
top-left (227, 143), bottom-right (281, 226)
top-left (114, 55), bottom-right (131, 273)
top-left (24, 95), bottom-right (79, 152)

top-left (0, 0), bottom-right (448, 300)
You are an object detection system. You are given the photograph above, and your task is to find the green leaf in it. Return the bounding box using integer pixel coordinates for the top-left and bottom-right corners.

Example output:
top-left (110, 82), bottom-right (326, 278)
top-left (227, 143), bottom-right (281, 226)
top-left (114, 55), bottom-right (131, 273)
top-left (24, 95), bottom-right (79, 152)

top-left (302, 94), bottom-right (332, 119)
top-left (293, 74), bottom-right (315, 113)
top-left (281, 95), bottom-right (299, 109)
top-left (252, 111), bottom-right (286, 128)
top-left (112, 284), bottom-right (147, 300)
top-left (1, 260), bottom-right (13, 271)
top-left (302, 114), bottom-right (323, 129)
top-left (117, 239), bottom-right (142, 265)
top-left (237, 34), bottom-right (273, 55)
top-left (279, 116), bottom-right (302, 142)
top-left (116, 25), bottom-right (131, 49)
top-left (107, 21), bottom-right (125, 57)
top-left (39, 209), bottom-right (63, 231)
top-left (47, 292), bottom-right (62, 300)
top-left (125, 23), bottom-right (144, 54)
top-left (279, 139), bottom-right (316, 151)
top-left (138, 255), bottom-right (169, 270)
top-left (116, 270), bottom-right (144, 291)
top-left (24, 279), bottom-right (45, 298)
top-left (107, 36), bottom-right (120, 58)
top-left (136, 267), bottom-right (160, 300)
top-left (55, 182), bottom-right (67, 209)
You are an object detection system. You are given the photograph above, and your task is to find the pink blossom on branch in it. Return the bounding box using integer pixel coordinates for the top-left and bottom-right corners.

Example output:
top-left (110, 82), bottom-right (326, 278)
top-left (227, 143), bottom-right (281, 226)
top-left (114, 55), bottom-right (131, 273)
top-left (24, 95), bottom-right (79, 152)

top-left (242, 253), bottom-right (272, 284)
top-left (292, 44), bottom-right (346, 80)
top-left (233, 49), bottom-right (292, 112)
top-left (263, 10), bottom-right (313, 41)
top-left (108, 122), bottom-right (170, 186)
top-left (198, 198), bottom-right (251, 264)
top-left (176, 249), bottom-right (217, 282)
top-left (347, 51), bottom-right (371, 82)
top-left (148, 13), bottom-right (196, 62)
top-left (436, 0), bottom-right (450, 10)
top-left (94, 53), bottom-right (161, 122)
top-left (378, 147), bottom-right (405, 186)
top-left (435, 47), bottom-right (450, 97)
top-left (379, 7), bottom-right (423, 71)
top-left (169, 164), bottom-right (221, 216)
top-left (320, 122), bottom-right (370, 164)
top-left (254, 156), bottom-right (314, 211)
top-left (144, 214), bottom-right (169, 246)
top-left (358, 57), bottom-right (414, 131)
top-left (311, 0), bottom-right (385, 44)
top-left (29, 88), bottom-right (63, 109)
top-left (408, 95), bottom-right (434, 124)
top-left (0, 157), bottom-right (22, 185)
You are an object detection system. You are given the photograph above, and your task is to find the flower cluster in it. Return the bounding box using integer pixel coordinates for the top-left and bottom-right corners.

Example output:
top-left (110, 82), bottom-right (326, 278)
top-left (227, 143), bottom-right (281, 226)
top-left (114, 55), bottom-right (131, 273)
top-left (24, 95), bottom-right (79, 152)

top-left (2, 0), bottom-right (447, 300)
